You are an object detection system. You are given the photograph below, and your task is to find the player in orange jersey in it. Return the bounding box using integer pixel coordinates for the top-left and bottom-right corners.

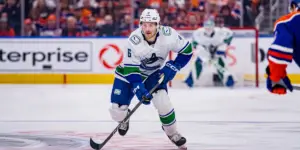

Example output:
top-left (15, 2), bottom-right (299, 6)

top-left (266, 0), bottom-right (300, 94)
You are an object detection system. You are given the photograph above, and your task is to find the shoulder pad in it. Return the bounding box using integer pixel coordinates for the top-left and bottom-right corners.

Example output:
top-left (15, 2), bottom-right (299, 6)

top-left (128, 28), bottom-right (143, 45)
top-left (161, 26), bottom-right (172, 36)
top-left (129, 34), bottom-right (142, 45)
top-left (274, 12), bottom-right (300, 31)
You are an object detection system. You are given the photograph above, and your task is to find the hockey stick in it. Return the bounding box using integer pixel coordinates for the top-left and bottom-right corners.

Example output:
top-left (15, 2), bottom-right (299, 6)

top-left (90, 74), bottom-right (165, 150)
top-left (200, 43), bottom-right (231, 80)
top-left (293, 85), bottom-right (300, 90)
top-left (277, 78), bottom-right (300, 91)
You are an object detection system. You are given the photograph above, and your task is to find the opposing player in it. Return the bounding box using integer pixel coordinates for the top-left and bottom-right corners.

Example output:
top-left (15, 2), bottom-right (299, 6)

top-left (184, 20), bottom-right (235, 88)
top-left (266, 0), bottom-right (300, 94)
top-left (109, 9), bottom-right (192, 148)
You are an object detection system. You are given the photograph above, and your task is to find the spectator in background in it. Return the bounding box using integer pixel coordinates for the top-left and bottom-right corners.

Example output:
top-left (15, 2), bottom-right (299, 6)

top-left (77, 0), bottom-right (98, 8)
top-left (0, 16), bottom-right (15, 36)
top-left (93, 5), bottom-right (106, 27)
top-left (61, 16), bottom-right (81, 36)
top-left (60, 0), bottom-right (69, 11)
top-left (32, 0), bottom-right (56, 9)
top-left (30, 0), bottom-right (56, 21)
top-left (60, 0), bottom-right (72, 24)
top-left (186, 14), bottom-right (199, 29)
top-left (14, 0), bottom-right (258, 36)
top-left (215, 15), bottom-right (225, 27)
top-left (40, 14), bottom-right (62, 36)
top-left (30, 0), bottom-right (56, 32)
top-left (227, 0), bottom-right (242, 17)
top-left (220, 5), bottom-right (240, 27)
top-left (148, 0), bottom-right (162, 9)
top-left (105, 0), bottom-right (115, 16)
top-left (3, 0), bottom-right (20, 35)
top-left (242, 0), bottom-right (259, 26)
top-left (99, 15), bottom-right (116, 37)
top-left (163, 15), bottom-right (177, 27)
top-left (113, 7), bottom-right (123, 29)
top-left (71, 6), bottom-right (84, 26)
top-left (24, 18), bottom-right (38, 36)
top-left (183, 0), bottom-right (193, 12)
top-left (0, 2), bottom-right (4, 17)
top-left (176, 16), bottom-right (186, 28)
top-left (205, 1), bottom-right (219, 21)
top-left (81, 8), bottom-right (92, 26)
top-left (97, 6), bottom-right (106, 19)
top-left (170, 0), bottom-right (185, 9)
top-left (82, 16), bottom-right (99, 36)
top-left (226, 0), bottom-right (242, 25)
top-left (119, 14), bottom-right (131, 36)
top-left (79, 0), bottom-right (98, 19)
top-left (198, 9), bottom-right (206, 26)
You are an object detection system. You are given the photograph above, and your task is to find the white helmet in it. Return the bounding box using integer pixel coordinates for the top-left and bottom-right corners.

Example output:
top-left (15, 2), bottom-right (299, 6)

top-left (139, 9), bottom-right (160, 31)
top-left (203, 20), bottom-right (215, 35)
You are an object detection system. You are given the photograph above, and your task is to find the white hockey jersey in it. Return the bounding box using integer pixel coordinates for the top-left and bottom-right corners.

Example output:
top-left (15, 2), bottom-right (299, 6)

top-left (192, 27), bottom-right (233, 54)
top-left (185, 27), bottom-right (235, 87)
top-left (115, 26), bottom-right (192, 83)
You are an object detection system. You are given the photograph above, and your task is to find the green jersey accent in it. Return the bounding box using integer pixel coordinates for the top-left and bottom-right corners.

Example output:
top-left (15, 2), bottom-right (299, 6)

top-left (180, 43), bottom-right (193, 55)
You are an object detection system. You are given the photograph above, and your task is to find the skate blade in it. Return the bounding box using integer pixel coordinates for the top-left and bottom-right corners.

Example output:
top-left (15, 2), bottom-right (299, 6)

top-left (178, 145), bottom-right (187, 149)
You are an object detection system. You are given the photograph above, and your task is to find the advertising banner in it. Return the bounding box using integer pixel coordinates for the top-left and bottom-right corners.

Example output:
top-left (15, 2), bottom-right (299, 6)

top-left (0, 39), bottom-right (92, 72)
top-left (0, 34), bottom-right (299, 84)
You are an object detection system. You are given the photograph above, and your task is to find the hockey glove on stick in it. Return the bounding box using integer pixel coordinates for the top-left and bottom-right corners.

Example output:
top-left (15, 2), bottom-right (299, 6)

top-left (132, 82), bottom-right (153, 105)
top-left (208, 45), bottom-right (218, 59)
top-left (266, 63), bottom-right (293, 95)
top-left (160, 60), bottom-right (181, 85)
top-left (90, 74), bottom-right (165, 150)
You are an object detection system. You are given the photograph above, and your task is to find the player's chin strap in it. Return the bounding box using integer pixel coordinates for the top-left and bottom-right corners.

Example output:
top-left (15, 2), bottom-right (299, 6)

top-left (89, 74), bottom-right (165, 150)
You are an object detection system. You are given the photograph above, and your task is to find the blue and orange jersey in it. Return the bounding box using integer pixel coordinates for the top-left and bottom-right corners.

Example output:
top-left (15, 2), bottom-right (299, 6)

top-left (268, 11), bottom-right (300, 67)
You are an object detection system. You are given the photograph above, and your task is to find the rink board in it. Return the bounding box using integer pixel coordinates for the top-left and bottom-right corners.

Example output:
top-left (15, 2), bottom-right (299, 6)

top-left (1, 73), bottom-right (300, 85)
top-left (0, 73), bottom-right (114, 84)
top-left (0, 36), bottom-right (299, 85)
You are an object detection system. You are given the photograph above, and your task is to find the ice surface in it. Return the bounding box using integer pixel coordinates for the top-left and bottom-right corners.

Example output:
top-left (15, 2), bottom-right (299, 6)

top-left (0, 85), bottom-right (299, 150)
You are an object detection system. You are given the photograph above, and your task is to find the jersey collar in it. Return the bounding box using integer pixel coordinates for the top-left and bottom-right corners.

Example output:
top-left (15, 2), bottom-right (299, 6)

top-left (205, 30), bottom-right (215, 37)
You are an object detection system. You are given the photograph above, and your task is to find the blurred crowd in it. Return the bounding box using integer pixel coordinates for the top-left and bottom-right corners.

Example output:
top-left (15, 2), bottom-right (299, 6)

top-left (137, 0), bottom-right (260, 29)
top-left (0, 0), bottom-right (261, 37)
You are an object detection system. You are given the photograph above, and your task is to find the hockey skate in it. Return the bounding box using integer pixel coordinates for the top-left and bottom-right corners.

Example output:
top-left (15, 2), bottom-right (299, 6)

top-left (118, 109), bottom-right (131, 136)
top-left (162, 126), bottom-right (187, 149)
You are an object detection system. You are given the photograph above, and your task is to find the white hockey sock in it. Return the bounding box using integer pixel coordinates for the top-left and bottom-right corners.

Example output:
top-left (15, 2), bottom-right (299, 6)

top-left (152, 90), bottom-right (178, 136)
top-left (109, 103), bottom-right (128, 122)
top-left (161, 110), bottom-right (178, 136)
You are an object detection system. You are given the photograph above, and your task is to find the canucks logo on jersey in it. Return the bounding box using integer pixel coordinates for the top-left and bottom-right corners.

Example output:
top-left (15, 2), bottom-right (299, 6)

top-left (140, 53), bottom-right (164, 70)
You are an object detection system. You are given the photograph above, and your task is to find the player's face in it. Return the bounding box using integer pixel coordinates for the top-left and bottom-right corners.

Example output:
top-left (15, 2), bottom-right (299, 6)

top-left (204, 27), bottom-right (214, 35)
top-left (289, 3), bottom-right (297, 12)
top-left (141, 22), bottom-right (157, 39)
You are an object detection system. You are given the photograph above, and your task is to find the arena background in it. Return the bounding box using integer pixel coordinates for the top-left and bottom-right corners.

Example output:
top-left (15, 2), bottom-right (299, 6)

top-left (0, 0), bottom-right (299, 86)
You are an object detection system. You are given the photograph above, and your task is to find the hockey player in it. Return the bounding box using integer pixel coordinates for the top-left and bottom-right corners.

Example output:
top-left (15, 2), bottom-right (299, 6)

top-left (184, 20), bottom-right (235, 88)
top-left (109, 9), bottom-right (192, 148)
top-left (266, 0), bottom-right (300, 95)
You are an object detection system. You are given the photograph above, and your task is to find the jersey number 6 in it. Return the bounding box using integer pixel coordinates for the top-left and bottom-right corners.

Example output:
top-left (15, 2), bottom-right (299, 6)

top-left (128, 49), bottom-right (132, 57)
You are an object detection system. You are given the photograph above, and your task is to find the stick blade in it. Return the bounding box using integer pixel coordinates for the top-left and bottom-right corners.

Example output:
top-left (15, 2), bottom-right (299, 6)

top-left (293, 85), bottom-right (300, 91)
top-left (90, 138), bottom-right (101, 150)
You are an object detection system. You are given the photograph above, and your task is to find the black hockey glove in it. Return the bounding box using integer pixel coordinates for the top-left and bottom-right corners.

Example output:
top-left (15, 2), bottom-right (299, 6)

top-left (208, 45), bottom-right (218, 59)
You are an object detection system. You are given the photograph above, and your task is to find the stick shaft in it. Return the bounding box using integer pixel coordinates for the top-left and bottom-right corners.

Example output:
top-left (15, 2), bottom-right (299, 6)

top-left (293, 85), bottom-right (300, 90)
top-left (90, 74), bottom-right (165, 149)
